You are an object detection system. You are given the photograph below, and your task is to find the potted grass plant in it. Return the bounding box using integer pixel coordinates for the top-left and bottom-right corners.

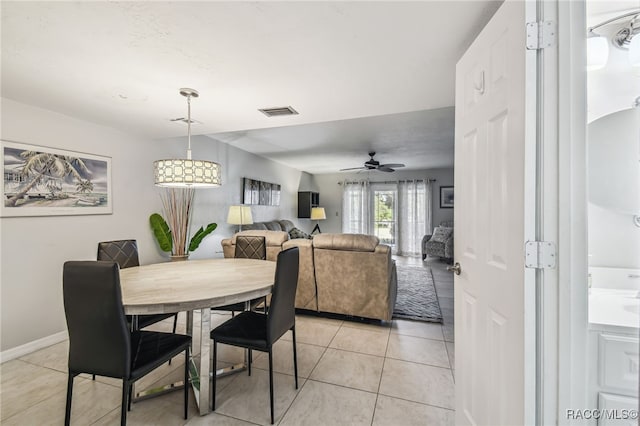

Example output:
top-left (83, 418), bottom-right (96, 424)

top-left (149, 188), bottom-right (217, 260)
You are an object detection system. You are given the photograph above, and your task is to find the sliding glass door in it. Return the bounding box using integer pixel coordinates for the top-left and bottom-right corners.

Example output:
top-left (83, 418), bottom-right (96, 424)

top-left (342, 179), bottom-right (430, 256)
top-left (372, 184), bottom-right (397, 248)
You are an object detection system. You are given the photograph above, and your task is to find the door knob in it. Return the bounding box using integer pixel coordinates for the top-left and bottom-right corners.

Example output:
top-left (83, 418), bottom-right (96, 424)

top-left (447, 262), bottom-right (462, 275)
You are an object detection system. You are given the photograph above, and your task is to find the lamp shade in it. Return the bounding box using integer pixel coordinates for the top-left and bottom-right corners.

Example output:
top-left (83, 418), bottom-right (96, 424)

top-left (154, 159), bottom-right (222, 187)
top-left (227, 205), bottom-right (253, 225)
top-left (587, 34), bottom-right (609, 70)
top-left (154, 88), bottom-right (223, 188)
top-left (310, 207), bottom-right (326, 220)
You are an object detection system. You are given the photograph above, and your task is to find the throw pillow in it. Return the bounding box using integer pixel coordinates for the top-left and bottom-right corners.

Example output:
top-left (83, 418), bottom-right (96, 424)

top-left (431, 226), bottom-right (453, 243)
top-left (289, 227), bottom-right (312, 240)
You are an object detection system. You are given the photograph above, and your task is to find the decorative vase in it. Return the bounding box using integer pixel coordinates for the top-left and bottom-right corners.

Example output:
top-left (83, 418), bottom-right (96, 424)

top-left (170, 254), bottom-right (189, 262)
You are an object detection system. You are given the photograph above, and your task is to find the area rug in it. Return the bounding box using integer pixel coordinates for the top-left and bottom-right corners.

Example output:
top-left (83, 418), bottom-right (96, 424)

top-left (393, 265), bottom-right (443, 323)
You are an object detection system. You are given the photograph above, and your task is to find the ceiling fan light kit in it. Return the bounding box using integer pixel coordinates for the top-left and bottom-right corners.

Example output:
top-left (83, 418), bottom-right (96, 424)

top-left (340, 152), bottom-right (406, 173)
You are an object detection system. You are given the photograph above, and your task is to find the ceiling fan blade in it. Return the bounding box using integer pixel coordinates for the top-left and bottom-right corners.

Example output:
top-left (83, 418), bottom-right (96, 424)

top-left (379, 163), bottom-right (405, 168)
top-left (339, 167), bottom-right (366, 171)
top-left (377, 166), bottom-right (395, 172)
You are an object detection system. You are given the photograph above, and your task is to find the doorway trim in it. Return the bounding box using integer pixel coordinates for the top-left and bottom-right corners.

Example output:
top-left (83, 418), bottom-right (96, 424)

top-left (528, 0), bottom-right (589, 423)
top-left (555, 0), bottom-right (589, 424)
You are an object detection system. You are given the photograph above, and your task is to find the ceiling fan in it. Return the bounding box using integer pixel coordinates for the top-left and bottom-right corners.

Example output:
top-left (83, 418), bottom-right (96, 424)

top-left (340, 152), bottom-right (405, 173)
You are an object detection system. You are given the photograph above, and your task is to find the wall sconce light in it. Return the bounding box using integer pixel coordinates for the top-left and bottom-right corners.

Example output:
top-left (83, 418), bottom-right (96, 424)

top-left (587, 32), bottom-right (609, 70)
top-left (587, 10), bottom-right (640, 70)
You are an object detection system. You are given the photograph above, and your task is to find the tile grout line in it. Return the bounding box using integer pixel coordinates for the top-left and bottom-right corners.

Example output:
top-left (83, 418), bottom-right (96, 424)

top-left (276, 323), bottom-right (334, 425)
top-left (383, 354), bottom-right (451, 371)
top-left (370, 321), bottom-right (393, 426)
top-left (376, 388), bottom-right (457, 413)
top-left (275, 320), bottom-right (337, 424)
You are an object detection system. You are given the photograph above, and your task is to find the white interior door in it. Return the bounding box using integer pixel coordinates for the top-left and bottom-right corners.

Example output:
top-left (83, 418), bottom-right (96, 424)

top-left (454, 0), bottom-right (537, 424)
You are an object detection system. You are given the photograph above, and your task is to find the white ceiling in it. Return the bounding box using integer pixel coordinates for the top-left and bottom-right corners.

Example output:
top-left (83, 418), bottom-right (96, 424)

top-left (1, 1), bottom-right (502, 174)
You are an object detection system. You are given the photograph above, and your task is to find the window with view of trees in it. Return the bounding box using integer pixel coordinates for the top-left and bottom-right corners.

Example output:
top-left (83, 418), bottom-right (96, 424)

top-left (342, 179), bottom-right (432, 257)
top-left (372, 185), bottom-right (396, 246)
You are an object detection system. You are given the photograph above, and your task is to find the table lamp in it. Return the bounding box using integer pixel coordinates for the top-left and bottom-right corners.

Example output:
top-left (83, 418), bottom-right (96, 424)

top-left (310, 207), bottom-right (326, 234)
top-left (227, 205), bottom-right (253, 231)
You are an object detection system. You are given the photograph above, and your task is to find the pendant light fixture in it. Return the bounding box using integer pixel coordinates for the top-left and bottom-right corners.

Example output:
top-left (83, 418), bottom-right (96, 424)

top-left (154, 88), bottom-right (222, 187)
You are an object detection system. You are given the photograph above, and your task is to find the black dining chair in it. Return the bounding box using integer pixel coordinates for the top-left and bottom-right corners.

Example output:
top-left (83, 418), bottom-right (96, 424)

top-left (211, 246), bottom-right (299, 425)
top-left (98, 240), bottom-right (178, 332)
top-left (215, 235), bottom-right (268, 314)
top-left (63, 261), bottom-right (191, 426)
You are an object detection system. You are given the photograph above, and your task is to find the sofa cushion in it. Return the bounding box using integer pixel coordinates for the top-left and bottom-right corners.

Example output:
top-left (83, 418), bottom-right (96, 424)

top-left (289, 227), bottom-right (312, 240)
top-left (242, 223), bottom-right (268, 231)
top-left (263, 221), bottom-right (282, 231)
top-left (425, 240), bottom-right (446, 257)
top-left (231, 230), bottom-right (289, 246)
top-left (313, 233), bottom-right (379, 252)
top-left (278, 220), bottom-right (296, 233)
top-left (431, 226), bottom-right (453, 243)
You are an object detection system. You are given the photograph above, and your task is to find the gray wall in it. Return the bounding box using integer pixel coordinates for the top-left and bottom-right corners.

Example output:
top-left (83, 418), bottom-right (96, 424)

top-left (309, 168), bottom-right (454, 235)
top-left (0, 98), bottom-right (304, 352)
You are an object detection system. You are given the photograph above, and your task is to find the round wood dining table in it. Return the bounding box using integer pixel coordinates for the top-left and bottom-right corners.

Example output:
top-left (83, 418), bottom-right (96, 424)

top-left (119, 258), bottom-right (276, 415)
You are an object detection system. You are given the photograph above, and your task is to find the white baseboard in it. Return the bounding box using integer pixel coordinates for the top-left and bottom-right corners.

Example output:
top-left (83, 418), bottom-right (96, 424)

top-left (0, 331), bottom-right (68, 364)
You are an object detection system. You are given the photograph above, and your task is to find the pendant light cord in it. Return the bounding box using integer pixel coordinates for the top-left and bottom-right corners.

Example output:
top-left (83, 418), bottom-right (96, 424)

top-left (186, 93), bottom-right (192, 160)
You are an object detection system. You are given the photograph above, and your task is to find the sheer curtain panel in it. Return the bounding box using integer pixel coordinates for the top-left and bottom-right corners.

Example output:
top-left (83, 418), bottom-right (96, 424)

top-left (397, 180), bottom-right (430, 256)
top-left (342, 181), bottom-right (371, 234)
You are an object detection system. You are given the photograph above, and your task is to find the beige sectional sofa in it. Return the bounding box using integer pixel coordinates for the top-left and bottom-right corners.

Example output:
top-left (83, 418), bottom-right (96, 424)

top-left (221, 231), bottom-right (397, 321)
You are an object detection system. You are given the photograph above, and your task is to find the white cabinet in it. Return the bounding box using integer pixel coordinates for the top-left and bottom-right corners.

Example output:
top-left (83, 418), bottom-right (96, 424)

top-left (598, 393), bottom-right (638, 426)
top-left (599, 334), bottom-right (640, 394)
top-left (590, 331), bottom-right (639, 426)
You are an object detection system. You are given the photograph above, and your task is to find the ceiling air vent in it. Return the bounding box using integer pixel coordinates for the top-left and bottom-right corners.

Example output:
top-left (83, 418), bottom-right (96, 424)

top-left (258, 106), bottom-right (299, 117)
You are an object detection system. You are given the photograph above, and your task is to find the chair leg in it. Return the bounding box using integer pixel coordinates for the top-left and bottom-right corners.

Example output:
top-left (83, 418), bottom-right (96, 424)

top-left (268, 349), bottom-right (274, 425)
top-left (64, 374), bottom-right (74, 426)
top-left (92, 374), bottom-right (95, 380)
top-left (121, 380), bottom-right (129, 426)
top-left (127, 383), bottom-right (132, 411)
top-left (291, 326), bottom-right (299, 389)
top-left (168, 314), bottom-right (178, 366)
top-left (184, 348), bottom-right (189, 420)
top-left (212, 341), bottom-right (217, 411)
top-left (248, 349), bottom-right (252, 376)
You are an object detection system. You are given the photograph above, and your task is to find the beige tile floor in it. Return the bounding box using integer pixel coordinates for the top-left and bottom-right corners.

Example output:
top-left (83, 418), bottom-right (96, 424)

top-left (0, 257), bottom-right (454, 425)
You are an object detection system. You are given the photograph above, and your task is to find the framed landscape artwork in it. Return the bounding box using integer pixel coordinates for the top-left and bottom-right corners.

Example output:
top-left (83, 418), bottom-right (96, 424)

top-left (1, 140), bottom-right (112, 217)
top-left (440, 186), bottom-right (454, 209)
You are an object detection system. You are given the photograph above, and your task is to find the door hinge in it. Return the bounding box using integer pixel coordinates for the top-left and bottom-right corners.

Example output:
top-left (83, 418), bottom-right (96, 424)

top-left (525, 241), bottom-right (556, 269)
top-left (526, 21), bottom-right (556, 50)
